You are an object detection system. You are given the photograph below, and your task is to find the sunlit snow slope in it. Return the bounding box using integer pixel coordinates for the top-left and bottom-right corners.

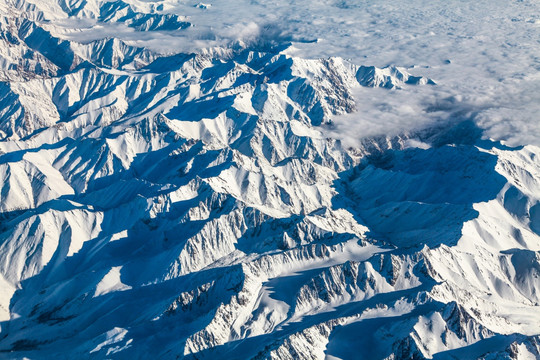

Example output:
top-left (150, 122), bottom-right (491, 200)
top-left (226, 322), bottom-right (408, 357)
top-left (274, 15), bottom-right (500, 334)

top-left (0, 0), bottom-right (539, 359)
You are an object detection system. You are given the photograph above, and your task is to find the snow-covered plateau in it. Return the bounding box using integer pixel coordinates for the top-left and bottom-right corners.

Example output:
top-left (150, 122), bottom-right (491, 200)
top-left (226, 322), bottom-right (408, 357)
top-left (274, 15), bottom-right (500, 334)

top-left (0, 0), bottom-right (539, 359)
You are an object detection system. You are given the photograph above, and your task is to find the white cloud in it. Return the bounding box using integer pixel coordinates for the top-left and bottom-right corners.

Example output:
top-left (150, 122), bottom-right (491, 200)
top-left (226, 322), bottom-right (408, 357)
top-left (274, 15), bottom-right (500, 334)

top-left (322, 85), bottom-right (452, 148)
top-left (324, 74), bottom-right (540, 148)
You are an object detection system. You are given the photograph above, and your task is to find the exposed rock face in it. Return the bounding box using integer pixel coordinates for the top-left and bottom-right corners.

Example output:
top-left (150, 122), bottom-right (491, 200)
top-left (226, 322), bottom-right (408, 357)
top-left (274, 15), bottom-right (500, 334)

top-left (0, 1), bottom-right (539, 359)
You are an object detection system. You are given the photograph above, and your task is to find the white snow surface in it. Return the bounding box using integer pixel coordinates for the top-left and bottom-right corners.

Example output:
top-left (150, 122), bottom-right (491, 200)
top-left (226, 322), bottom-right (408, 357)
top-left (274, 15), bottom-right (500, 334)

top-left (0, 0), bottom-right (539, 359)
top-left (39, 0), bottom-right (540, 147)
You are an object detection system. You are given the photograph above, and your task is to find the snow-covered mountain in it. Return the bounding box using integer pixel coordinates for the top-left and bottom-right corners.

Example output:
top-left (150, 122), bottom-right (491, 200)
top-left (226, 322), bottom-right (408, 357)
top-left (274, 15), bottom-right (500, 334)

top-left (0, 0), bottom-right (539, 359)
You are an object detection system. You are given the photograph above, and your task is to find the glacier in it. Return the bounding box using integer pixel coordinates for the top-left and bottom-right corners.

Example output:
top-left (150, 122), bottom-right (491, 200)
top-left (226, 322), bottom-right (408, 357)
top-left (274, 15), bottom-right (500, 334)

top-left (0, 0), bottom-right (539, 359)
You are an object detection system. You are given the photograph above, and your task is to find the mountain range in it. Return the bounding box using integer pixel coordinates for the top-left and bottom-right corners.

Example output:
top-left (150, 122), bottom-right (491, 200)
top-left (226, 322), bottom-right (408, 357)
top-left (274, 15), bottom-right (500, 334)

top-left (0, 0), bottom-right (539, 359)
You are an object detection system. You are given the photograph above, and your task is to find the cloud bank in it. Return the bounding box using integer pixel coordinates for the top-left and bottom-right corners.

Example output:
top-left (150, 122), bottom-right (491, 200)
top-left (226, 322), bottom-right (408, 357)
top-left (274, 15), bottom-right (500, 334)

top-left (325, 75), bottom-right (540, 149)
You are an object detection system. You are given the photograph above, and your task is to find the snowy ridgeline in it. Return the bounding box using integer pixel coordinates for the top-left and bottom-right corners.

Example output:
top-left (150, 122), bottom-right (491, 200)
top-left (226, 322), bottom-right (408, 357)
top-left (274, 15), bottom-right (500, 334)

top-left (0, 0), bottom-right (539, 359)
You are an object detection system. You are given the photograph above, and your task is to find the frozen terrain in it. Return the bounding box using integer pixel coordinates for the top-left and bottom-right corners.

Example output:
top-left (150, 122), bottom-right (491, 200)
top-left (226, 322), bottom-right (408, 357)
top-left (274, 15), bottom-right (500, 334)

top-left (0, 0), bottom-right (539, 359)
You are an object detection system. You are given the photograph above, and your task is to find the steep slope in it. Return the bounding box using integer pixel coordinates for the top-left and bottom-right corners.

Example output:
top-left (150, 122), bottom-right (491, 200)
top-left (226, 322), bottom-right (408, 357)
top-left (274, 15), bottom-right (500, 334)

top-left (0, 1), bottom-right (539, 359)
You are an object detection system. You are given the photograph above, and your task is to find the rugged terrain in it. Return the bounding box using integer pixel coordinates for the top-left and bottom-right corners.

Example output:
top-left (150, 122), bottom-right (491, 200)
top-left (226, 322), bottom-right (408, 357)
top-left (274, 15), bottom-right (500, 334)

top-left (0, 0), bottom-right (539, 359)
